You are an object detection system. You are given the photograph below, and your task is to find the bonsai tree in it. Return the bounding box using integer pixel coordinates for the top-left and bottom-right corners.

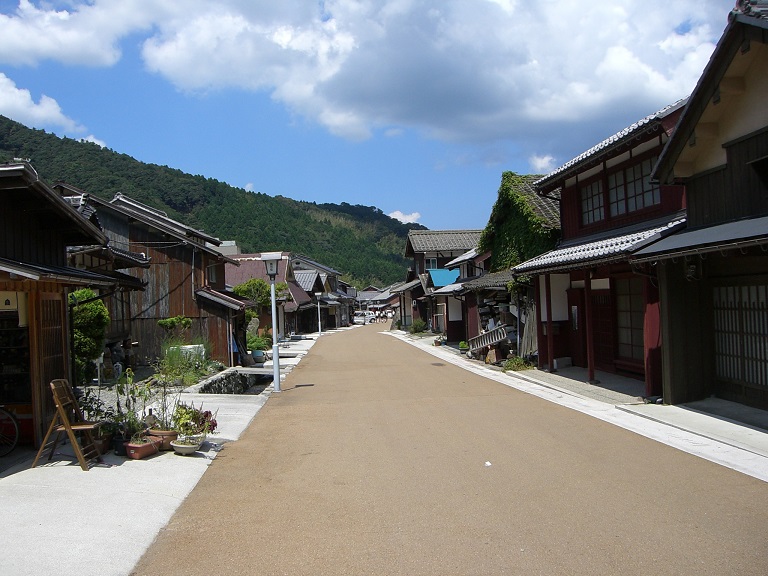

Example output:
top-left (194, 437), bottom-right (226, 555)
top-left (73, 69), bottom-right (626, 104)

top-left (69, 288), bottom-right (110, 385)
top-left (157, 315), bottom-right (192, 342)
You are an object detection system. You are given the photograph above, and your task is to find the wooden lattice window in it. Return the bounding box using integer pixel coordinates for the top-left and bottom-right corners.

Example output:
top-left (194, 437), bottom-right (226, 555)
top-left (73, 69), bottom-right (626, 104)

top-left (615, 277), bottom-right (644, 362)
top-left (608, 156), bottom-right (660, 217)
top-left (580, 180), bottom-right (604, 225)
top-left (714, 284), bottom-right (768, 387)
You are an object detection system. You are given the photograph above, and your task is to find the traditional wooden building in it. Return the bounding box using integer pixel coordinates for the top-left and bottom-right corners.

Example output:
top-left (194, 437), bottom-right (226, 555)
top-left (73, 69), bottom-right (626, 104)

top-left (513, 100), bottom-right (688, 396)
top-left (225, 252), bottom-right (310, 338)
top-left (0, 162), bottom-right (120, 446)
top-left (397, 230), bottom-right (482, 329)
top-left (633, 0), bottom-right (768, 409)
top-left (60, 192), bottom-right (244, 367)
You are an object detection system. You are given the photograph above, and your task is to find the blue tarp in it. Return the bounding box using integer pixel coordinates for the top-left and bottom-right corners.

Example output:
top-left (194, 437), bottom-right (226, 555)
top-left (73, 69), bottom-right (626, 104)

top-left (428, 268), bottom-right (460, 288)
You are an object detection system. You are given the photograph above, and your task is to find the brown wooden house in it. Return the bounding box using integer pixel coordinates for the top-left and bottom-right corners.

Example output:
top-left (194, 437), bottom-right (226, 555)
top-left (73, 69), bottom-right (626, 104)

top-left (58, 191), bottom-right (244, 367)
top-left (513, 100), bottom-right (688, 397)
top-left (398, 230), bottom-right (482, 329)
top-left (0, 162), bottom-right (120, 446)
top-left (633, 1), bottom-right (768, 409)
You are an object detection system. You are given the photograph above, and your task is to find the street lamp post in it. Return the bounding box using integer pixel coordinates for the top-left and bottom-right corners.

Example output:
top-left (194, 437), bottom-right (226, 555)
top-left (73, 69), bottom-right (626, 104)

top-left (262, 252), bottom-right (282, 393)
top-left (314, 292), bottom-right (322, 335)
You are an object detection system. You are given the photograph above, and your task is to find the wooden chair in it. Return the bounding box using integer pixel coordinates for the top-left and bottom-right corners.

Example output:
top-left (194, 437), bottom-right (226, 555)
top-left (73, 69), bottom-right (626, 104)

top-left (32, 379), bottom-right (103, 471)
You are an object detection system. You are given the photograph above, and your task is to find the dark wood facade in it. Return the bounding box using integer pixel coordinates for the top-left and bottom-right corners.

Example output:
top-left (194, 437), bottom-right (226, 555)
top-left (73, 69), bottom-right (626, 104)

top-left (514, 102), bottom-right (687, 396)
top-left (69, 194), bottom-right (239, 367)
top-left (637, 6), bottom-right (768, 410)
top-left (1, 163), bottom-right (112, 446)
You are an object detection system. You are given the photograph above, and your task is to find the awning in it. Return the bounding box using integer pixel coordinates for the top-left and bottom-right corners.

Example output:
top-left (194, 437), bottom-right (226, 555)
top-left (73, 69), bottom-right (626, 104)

top-left (391, 279), bottom-right (422, 293)
top-left (432, 282), bottom-right (465, 296)
top-left (633, 215), bottom-right (768, 262)
top-left (513, 216), bottom-right (685, 275)
top-left (0, 257), bottom-right (119, 287)
top-left (195, 287), bottom-right (249, 311)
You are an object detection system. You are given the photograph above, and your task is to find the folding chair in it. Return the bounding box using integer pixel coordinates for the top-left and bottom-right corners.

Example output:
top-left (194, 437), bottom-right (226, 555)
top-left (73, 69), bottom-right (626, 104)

top-left (32, 379), bottom-right (103, 471)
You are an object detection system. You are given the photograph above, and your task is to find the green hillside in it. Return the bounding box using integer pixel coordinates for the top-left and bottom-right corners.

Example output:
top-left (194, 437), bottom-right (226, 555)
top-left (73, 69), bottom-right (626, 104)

top-left (0, 115), bottom-right (425, 287)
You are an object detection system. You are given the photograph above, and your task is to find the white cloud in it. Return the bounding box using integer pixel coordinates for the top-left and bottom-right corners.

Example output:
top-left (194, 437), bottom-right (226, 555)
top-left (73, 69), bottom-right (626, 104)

top-left (0, 0), bottom-right (158, 66)
top-left (0, 0), bottom-right (729, 157)
top-left (389, 210), bottom-right (421, 224)
top-left (81, 135), bottom-right (106, 148)
top-left (244, 183), bottom-right (255, 192)
top-left (0, 72), bottom-right (83, 133)
top-left (529, 154), bottom-right (556, 174)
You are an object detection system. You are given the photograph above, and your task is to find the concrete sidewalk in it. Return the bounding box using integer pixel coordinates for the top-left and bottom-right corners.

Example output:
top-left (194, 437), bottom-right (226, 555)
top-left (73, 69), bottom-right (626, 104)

top-left (387, 330), bottom-right (768, 482)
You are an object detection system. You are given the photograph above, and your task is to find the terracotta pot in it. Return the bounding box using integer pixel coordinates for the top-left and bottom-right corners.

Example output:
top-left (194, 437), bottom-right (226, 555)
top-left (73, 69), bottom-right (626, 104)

top-left (125, 438), bottom-right (160, 460)
top-left (147, 429), bottom-right (179, 451)
top-left (93, 433), bottom-right (113, 455)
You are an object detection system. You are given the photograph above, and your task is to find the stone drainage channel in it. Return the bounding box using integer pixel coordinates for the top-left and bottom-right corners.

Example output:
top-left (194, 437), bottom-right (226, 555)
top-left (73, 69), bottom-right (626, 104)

top-left (185, 367), bottom-right (274, 395)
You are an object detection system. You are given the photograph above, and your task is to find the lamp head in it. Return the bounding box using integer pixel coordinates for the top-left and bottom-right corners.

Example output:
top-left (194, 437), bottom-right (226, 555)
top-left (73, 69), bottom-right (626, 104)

top-left (261, 252), bottom-right (282, 279)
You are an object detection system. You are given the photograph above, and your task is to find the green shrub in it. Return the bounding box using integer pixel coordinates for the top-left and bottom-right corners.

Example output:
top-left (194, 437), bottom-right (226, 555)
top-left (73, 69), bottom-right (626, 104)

top-left (410, 318), bottom-right (427, 334)
top-left (502, 356), bottom-right (534, 372)
top-left (247, 334), bottom-right (271, 351)
top-left (69, 288), bottom-right (110, 385)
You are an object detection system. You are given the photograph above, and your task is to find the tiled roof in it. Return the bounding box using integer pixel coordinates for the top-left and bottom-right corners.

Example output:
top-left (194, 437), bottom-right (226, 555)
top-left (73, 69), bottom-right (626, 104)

top-left (513, 215), bottom-right (686, 275)
top-left (515, 175), bottom-right (560, 229)
top-left (463, 269), bottom-right (517, 290)
top-left (732, 0), bottom-right (768, 20)
top-left (294, 269), bottom-right (320, 292)
top-left (534, 99), bottom-right (688, 192)
top-left (406, 229), bottom-right (482, 253)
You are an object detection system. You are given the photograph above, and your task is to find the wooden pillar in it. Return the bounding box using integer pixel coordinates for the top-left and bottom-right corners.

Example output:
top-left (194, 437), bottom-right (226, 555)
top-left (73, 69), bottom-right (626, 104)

top-left (545, 273), bottom-right (555, 373)
top-left (585, 270), bottom-right (598, 384)
top-left (534, 277), bottom-right (544, 370)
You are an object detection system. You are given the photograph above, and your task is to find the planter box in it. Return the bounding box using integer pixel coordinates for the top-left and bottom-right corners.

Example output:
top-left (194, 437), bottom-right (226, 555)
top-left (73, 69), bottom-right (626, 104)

top-left (125, 439), bottom-right (160, 460)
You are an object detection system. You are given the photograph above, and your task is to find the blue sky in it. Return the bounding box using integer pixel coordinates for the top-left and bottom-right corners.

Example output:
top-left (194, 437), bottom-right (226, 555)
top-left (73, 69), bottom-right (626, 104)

top-left (0, 1), bottom-right (730, 229)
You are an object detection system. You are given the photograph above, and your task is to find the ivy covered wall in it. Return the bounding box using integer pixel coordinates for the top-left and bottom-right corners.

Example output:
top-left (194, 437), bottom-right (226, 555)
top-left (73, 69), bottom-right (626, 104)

top-left (478, 172), bottom-right (560, 272)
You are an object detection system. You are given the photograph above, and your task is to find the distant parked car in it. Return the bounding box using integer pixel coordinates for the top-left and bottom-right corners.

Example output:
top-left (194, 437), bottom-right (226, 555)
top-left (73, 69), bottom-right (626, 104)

top-left (353, 311), bottom-right (376, 324)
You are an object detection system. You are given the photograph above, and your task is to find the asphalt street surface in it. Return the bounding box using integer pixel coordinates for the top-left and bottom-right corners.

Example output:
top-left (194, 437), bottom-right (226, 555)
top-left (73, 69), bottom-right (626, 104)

top-left (132, 324), bottom-right (768, 575)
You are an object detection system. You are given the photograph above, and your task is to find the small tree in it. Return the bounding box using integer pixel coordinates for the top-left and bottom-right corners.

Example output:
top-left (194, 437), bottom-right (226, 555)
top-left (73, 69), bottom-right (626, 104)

top-left (70, 288), bottom-right (110, 385)
top-left (232, 278), bottom-right (290, 324)
top-left (157, 315), bottom-right (192, 341)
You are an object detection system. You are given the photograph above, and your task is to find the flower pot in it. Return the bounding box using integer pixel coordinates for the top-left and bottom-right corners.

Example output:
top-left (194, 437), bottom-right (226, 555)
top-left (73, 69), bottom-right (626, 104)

top-left (251, 350), bottom-right (267, 364)
top-left (147, 429), bottom-right (179, 451)
top-left (112, 435), bottom-right (129, 456)
top-left (125, 438), bottom-right (160, 460)
top-left (170, 439), bottom-right (203, 455)
top-left (93, 433), bottom-right (113, 455)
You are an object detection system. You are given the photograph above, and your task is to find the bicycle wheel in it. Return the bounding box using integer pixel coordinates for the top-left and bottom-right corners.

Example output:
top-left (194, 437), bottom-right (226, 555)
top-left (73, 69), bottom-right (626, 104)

top-left (0, 407), bottom-right (20, 457)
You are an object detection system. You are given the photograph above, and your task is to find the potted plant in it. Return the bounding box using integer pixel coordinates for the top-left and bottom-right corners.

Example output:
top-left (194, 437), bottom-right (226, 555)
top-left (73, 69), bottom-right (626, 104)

top-left (459, 341), bottom-right (469, 354)
top-left (143, 378), bottom-right (181, 450)
top-left (124, 431), bottom-right (161, 460)
top-left (170, 402), bottom-right (218, 455)
top-left (78, 387), bottom-right (117, 454)
top-left (247, 333), bottom-right (270, 364)
top-left (111, 368), bottom-right (152, 455)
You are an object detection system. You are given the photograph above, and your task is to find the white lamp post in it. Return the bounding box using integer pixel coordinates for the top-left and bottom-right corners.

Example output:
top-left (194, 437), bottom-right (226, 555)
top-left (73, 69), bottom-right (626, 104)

top-left (314, 292), bottom-right (322, 335)
top-left (262, 252), bottom-right (282, 393)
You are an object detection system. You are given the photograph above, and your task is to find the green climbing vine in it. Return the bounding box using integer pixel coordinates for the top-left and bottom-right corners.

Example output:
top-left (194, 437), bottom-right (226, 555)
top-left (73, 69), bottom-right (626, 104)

top-left (478, 171), bottom-right (560, 272)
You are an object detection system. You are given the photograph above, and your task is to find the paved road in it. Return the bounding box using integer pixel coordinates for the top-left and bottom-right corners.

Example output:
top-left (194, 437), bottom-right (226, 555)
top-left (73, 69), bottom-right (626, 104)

top-left (132, 324), bottom-right (768, 576)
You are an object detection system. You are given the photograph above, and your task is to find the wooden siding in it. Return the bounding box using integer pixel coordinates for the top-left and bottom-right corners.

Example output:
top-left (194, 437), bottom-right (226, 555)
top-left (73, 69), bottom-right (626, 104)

top-left (121, 225), bottom-right (231, 365)
top-left (686, 128), bottom-right (768, 228)
top-left (1, 190), bottom-right (69, 266)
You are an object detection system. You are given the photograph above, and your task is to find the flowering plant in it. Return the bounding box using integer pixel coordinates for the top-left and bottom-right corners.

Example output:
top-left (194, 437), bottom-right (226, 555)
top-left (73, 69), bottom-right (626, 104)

top-left (173, 402), bottom-right (217, 438)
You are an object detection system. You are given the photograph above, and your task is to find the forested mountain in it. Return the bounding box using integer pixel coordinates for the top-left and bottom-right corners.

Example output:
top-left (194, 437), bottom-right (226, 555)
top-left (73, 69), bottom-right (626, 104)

top-left (0, 115), bottom-right (425, 287)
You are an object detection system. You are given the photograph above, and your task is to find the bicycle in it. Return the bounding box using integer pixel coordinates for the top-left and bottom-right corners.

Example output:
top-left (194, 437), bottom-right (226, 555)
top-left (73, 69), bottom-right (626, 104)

top-left (0, 405), bottom-right (20, 457)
